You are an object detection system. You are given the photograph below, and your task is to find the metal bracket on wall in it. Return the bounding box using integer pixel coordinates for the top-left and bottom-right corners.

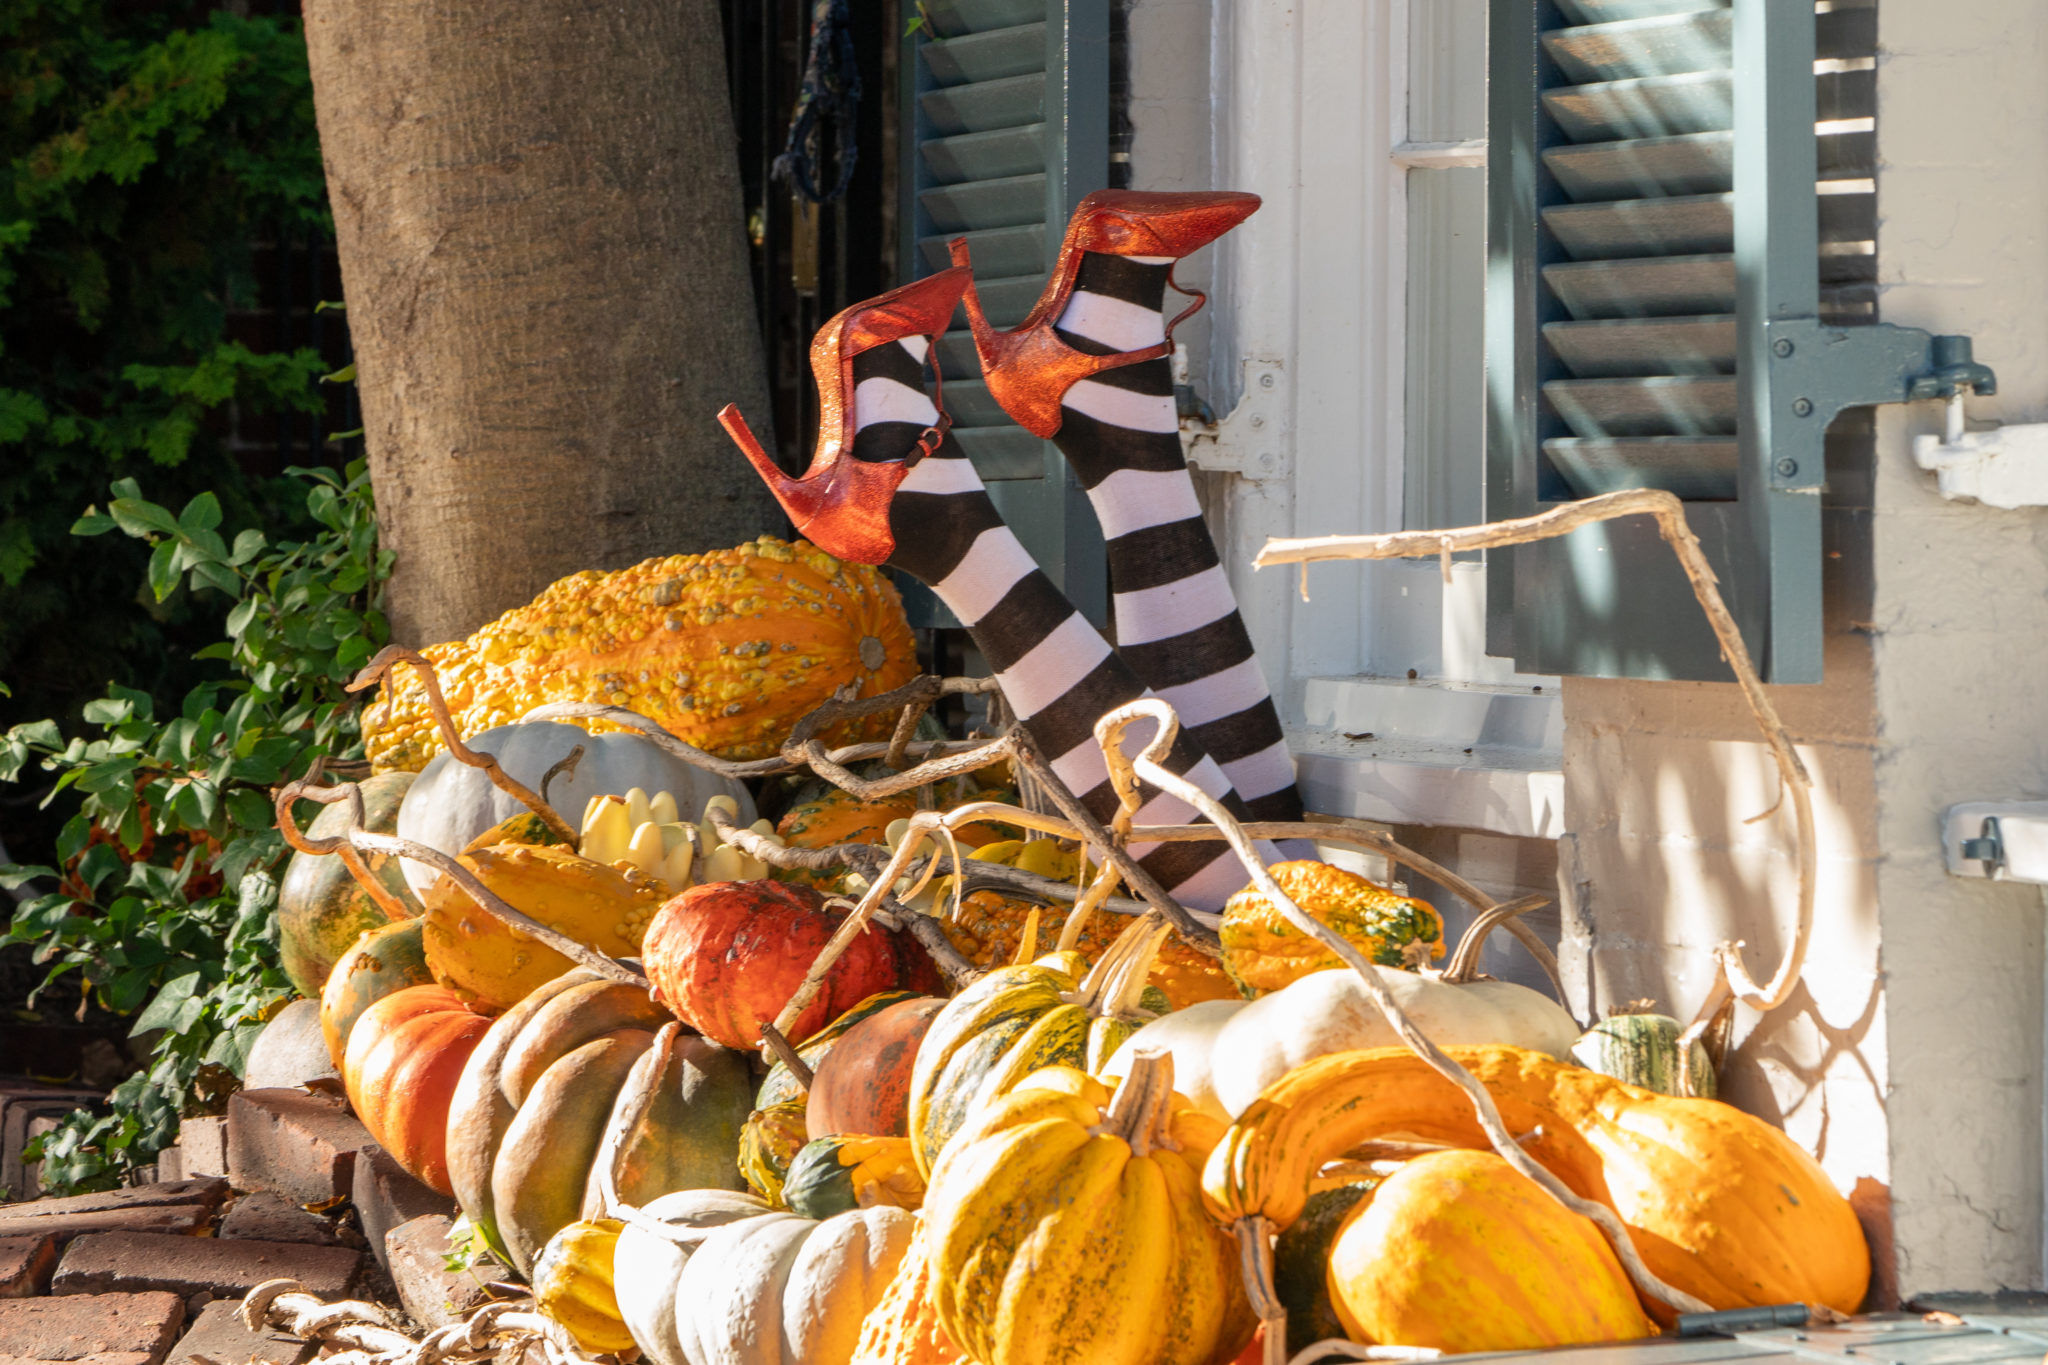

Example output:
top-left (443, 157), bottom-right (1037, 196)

top-left (1185, 357), bottom-right (1292, 483)
top-left (1764, 323), bottom-right (1996, 490)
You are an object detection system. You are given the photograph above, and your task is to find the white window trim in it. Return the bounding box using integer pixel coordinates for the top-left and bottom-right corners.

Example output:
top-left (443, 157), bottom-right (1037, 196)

top-left (1193, 0), bottom-right (1561, 839)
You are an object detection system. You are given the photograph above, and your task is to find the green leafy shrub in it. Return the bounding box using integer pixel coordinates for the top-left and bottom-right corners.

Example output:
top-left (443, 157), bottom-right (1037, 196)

top-left (1, 0), bottom-right (334, 743)
top-left (1, 462), bottom-right (389, 1192)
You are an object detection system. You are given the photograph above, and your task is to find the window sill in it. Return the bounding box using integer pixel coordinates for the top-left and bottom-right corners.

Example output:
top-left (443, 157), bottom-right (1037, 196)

top-left (1287, 676), bottom-right (1565, 840)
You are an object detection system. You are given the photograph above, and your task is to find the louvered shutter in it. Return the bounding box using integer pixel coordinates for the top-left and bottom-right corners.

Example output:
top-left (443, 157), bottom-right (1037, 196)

top-left (1485, 0), bottom-right (1878, 683)
top-left (896, 0), bottom-right (1111, 629)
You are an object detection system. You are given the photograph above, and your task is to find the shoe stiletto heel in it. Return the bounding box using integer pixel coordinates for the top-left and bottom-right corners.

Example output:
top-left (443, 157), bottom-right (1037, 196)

top-left (719, 265), bottom-right (971, 565)
top-left (947, 188), bottom-right (1260, 439)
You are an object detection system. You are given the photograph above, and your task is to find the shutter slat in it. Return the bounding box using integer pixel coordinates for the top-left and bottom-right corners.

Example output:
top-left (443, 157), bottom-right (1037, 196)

top-left (918, 223), bottom-right (1044, 275)
top-left (1545, 253), bottom-right (1734, 319)
top-left (1543, 437), bottom-right (1738, 499)
top-left (952, 426), bottom-right (1050, 480)
top-left (1555, 0), bottom-right (1728, 24)
top-left (1544, 188), bottom-right (1872, 259)
top-left (921, 74), bottom-right (1047, 135)
top-left (921, 125), bottom-right (1048, 184)
top-left (1545, 375), bottom-right (1736, 436)
top-left (1544, 128), bottom-right (1872, 200)
top-left (936, 377), bottom-right (1012, 428)
top-left (1544, 68), bottom-right (1868, 142)
top-left (926, 0), bottom-right (1045, 36)
top-left (919, 172), bottom-right (1050, 232)
top-left (1544, 316), bottom-right (1736, 376)
top-left (921, 23), bottom-right (1047, 86)
top-left (1543, 11), bottom-right (1730, 83)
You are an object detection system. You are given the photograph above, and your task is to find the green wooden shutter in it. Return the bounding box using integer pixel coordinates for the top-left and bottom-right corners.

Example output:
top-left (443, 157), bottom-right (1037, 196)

top-left (1486, 0), bottom-right (1983, 683)
top-left (897, 0), bottom-right (1111, 629)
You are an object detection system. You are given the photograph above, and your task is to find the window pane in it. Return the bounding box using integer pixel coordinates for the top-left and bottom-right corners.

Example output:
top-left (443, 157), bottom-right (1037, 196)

top-left (1403, 164), bottom-right (1485, 531)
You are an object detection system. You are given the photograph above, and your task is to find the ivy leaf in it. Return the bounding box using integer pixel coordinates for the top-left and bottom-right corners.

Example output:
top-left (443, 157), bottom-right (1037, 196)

top-left (131, 972), bottom-right (204, 1036)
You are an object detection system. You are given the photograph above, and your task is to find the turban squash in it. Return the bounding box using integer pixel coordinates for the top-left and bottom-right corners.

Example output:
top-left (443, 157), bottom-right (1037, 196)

top-left (445, 970), bottom-right (754, 1274)
top-left (1201, 1044), bottom-right (1869, 1320)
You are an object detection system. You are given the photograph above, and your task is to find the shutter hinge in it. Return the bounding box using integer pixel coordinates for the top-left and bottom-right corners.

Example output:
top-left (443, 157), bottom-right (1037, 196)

top-left (1184, 354), bottom-right (1292, 482)
top-left (1764, 322), bottom-right (1996, 489)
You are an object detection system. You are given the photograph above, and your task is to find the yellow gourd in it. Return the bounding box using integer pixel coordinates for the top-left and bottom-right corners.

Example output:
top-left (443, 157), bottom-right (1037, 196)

top-left (533, 1217), bottom-right (634, 1353)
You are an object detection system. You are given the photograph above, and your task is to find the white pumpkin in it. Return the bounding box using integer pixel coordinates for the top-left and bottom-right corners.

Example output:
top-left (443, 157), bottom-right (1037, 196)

top-left (395, 722), bottom-right (753, 898)
top-left (672, 1205), bottom-right (913, 1365)
top-left (613, 1189), bottom-right (772, 1365)
top-left (1205, 966), bottom-right (1580, 1118)
top-left (1095, 998), bottom-right (1244, 1123)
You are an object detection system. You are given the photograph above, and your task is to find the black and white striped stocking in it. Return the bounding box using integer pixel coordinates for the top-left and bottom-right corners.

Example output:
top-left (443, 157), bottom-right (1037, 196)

top-left (1049, 254), bottom-right (1308, 829)
top-left (852, 336), bottom-right (1277, 911)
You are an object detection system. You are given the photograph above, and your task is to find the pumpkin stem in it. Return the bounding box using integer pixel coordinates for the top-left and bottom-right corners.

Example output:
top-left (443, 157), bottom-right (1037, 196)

top-left (759, 1020), bottom-right (815, 1092)
top-left (1072, 912), bottom-right (1170, 1016)
top-left (1442, 893), bottom-right (1550, 985)
top-left (1012, 907), bottom-right (1043, 966)
top-left (347, 645), bottom-right (581, 846)
top-left (1101, 1048), bottom-right (1177, 1158)
top-left (1232, 1216), bottom-right (1287, 1365)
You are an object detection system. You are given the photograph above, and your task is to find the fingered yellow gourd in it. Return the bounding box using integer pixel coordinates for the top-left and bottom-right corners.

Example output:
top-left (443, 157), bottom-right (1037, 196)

top-left (1325, 1149), bottom-right (1654, 1353)
top-left (922, 1055), bottom-right (1254, 1365)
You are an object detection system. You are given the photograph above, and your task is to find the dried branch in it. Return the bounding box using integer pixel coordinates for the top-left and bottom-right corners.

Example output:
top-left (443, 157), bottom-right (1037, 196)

top-left (1254, 487), bottom-right (1815, 1045)
top-left (350, 646), bottom-right (579, 845)
top-left (274, 776), bottom-right (647, 991)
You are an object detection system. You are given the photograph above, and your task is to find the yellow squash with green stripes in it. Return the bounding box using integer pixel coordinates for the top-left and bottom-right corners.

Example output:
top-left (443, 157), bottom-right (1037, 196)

top-left (905, 915), bottom-right (1170, 1177)
top-left (533, 1217), bottom-right (633, 1353)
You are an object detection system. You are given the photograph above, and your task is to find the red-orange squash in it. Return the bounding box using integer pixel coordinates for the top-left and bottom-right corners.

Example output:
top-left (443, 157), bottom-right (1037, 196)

top-left (642, 880), bottom-right (899, 1050)
top-left (808, 995), bottom-right (945, 1140)
top-left (342, 983), bottom-right (491, 1194)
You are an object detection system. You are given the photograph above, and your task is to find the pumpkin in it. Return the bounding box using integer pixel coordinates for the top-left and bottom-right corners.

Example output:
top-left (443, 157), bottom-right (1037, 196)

top-left (759, 992), bottom-right (926, 1111)
top-left (393, 722), bottom-right (754, 900)
top-left (658, 1203), bottom-right (917, 1365)
top-left (446, 972), bottom-right (754, 1274)
top-left (1327, 1149), bottom-right (1655, 1352)
top-left (319, 916), bottom-right (433, 1068)
top-left (614, 1189), bottom-right (776, 1365)
top-left (784, 1136), bottom-right (927, 1219)
top-left (1571, 1010), bottom-right (1716, 1098)
top-left (741, 1100), bottom-right (814, 1206)
top-left (342, 984), bottom-right (491, 1195)
top-left (1272, 1182), bottom-right (1376, 1358)
top-left (277, 770), bottom-right (421, 996)
top-left (1203, 965), bottom-right (1579, 1118)
top-left (1201, 1044), bottom-right (1870, 1318)
top-left (1218, 860), bottom-right (1444, 996)
top-left (1096, 999), bottom-right (1244, 1123)
top-left (533, 1217), bottom-right (633, 1353)
top-left (778, 791), bottom-right (917, 885)
top-left (362, 537), bottom-right (920, 772)
top-left (940, 889), bottom-right (1236, 1011)
top-left (642, 879), bottom-right (900, 1050)
top-left (808, 995), bottom-right (944, 1140)
top-left (906, 917), bottom-right (1167, 1177)
top-left (923, 1054), bottom-right (1254, 1365)
top-left (421, 842), bottom-right (670, 1013)
top-left (847, 1220), bottom-right (969, 1365)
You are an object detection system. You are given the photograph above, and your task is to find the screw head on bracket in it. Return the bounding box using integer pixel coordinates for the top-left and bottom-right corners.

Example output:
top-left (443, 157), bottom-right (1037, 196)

top-left (1258, 372), bottom-right (1277, 390)
top-left (1773, 338), bottom-right (1795, 358)
top-left (1791, 397), bottom-right (1815, 417)
top-left (1774, 457), bottom-right (1799, 478)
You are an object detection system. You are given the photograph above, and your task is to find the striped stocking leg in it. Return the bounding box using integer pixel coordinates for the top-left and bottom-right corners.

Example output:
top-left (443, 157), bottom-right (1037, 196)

top-left (852, 336), bottom-right (1277, 911)
top-left (1049, 253), bottom-right (1309, 831)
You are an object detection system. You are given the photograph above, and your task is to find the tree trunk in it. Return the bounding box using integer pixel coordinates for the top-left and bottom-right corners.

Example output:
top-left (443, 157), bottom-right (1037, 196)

top-left (302, 0), bottom-right (781, 647)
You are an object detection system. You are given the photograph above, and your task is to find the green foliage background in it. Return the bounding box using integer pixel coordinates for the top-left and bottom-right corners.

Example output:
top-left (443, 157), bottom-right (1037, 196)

top-left (0, 0), bottom-right (335, 742)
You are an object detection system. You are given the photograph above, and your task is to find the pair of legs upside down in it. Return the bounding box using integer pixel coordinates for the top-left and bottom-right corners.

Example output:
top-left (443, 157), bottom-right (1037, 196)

top-left (722, 190), bottom-right (1307, 911)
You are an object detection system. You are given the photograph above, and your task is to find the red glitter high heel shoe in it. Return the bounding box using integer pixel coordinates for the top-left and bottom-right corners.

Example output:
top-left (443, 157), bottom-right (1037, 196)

top-left (719, 267), bottom-right (971, 565)
top-left (948, 189), bottom-right (1260, 439)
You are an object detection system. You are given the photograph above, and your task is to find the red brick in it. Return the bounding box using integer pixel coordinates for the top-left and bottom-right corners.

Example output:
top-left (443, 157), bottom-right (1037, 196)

top-left (173, 1119), bottom-right (225, 1181)
top-left (217, 1192), bottom-right (347, 1248)
top-left (384, 1214), bottom-right (504, 1330)
top-left (0, 1093), bottom-right (100, 1203)
top-left (159, 1299), bottom-right (314, 1365)
top-left (350, 1147), bottom-right (453, 1277)
top-left (0, 1292), bottom-right (185, 1364)
top-left (226, 1090), bottom-right (371, 1204)
top-left (51, 1231), bottom-right (358, 1301)
top-left (0, 1234), bottom-right (57, 1297)
top-left (0, 1181), bottom-right (229, 1248)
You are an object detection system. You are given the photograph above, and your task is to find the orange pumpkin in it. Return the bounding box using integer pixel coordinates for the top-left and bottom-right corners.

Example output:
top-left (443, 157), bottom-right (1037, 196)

top-left (642, 880), bottom-right (900, 1050)
top-left (807, 995), bottom-right (945, 1140)
top-left (343, 983), bottom-right (492, 1194)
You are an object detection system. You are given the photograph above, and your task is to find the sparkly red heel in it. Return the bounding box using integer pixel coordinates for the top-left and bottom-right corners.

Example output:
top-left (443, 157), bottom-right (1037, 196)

top-left (949, 189), bottom-right (1260, 439)
top-left (720, 266), bottom-right (971, 565)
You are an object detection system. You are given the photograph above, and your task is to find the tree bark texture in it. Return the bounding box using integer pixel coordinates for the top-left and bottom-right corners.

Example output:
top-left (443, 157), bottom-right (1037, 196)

top-left (302, 0), bottom-right (781, 647)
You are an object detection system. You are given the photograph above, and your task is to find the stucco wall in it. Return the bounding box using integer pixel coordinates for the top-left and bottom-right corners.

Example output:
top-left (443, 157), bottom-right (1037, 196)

top-left (1868, 1), bottom-right (2048, 1300)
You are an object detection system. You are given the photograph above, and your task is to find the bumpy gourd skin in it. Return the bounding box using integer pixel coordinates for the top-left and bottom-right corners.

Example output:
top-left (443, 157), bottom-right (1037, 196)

top-left (363, 535), bottom-right (918, 770)
top-left (1203, 1044), bottom-right (1871, 1320)
top-left (1218, 860), bottom-right (1444, 996)
top-left (1327, 1150), bottom-right (1655, 1353)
